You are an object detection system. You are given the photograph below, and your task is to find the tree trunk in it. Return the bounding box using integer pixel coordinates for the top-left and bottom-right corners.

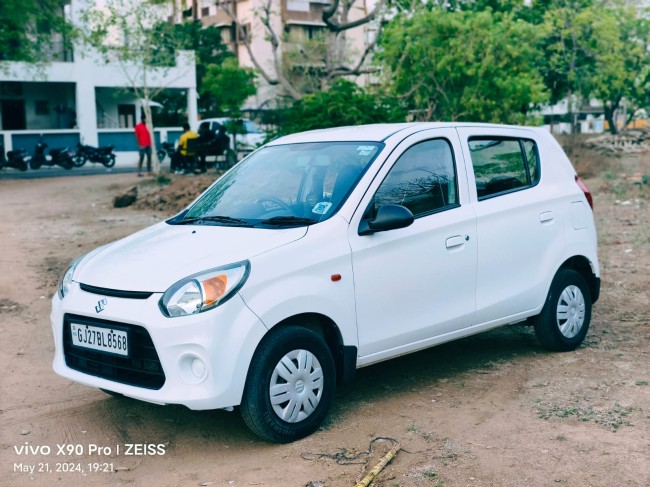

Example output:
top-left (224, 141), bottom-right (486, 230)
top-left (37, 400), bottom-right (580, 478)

top-left (604, 105), bottom-right (618, 135)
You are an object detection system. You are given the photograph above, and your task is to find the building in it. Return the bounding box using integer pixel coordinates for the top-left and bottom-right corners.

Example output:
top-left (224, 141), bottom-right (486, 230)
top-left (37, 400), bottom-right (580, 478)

top-left (0, 0), bottom-right (197, 158)
top-left (175, 0), bottom-right (376, 109)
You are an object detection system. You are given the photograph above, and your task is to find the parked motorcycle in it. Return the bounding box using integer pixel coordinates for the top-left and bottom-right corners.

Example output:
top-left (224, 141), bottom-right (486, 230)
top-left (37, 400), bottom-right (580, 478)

top-left (0, 143), bottom-right (29, 172)
top-left (30, 141), bottom-right (74, 170)
top-left (156, 142), bottom-right (176, 163)
top-left (73, 143), bottom-right (116, 168)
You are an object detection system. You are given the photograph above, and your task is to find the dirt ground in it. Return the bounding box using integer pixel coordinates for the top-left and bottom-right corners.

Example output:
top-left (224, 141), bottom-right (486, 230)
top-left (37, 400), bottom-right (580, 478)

top-left (1, 145), bottom-right (649, 487)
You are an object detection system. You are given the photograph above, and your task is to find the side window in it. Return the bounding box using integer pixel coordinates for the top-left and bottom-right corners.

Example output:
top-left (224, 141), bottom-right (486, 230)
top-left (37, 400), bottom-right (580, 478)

top-left (523, 140), bottom-right (539, 184)
top-left (468, 137), bottom-right (539, 200)
top-left (372, 139), bottom-right (458, 218)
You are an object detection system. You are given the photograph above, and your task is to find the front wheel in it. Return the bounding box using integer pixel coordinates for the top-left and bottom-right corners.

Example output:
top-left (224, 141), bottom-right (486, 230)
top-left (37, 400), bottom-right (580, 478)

top-left (241, 326), bottom-right (336, 443)
top-left (533, 268), bottom-right (592, 351)
top-left (102, 153), bottom-right (116, 168)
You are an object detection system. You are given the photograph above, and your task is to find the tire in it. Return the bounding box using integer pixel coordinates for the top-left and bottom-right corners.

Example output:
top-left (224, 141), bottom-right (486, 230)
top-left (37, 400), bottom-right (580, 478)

top-left (103, 153), bottom-right (116, 168)
top-left (61, 158), bottom-right (73, 170)
top-left (241, 326), bottom-right (336, 443)
top-left (30, 158), bottom-right (41, 170)
top-left (18, 161), bottom-right (28, 172)
top-left (157, 150), bottom-right (166, 163)
top-left (534, 268), bottom-right (592, 352)
top-left (73, 155), bottom-right (86, 167)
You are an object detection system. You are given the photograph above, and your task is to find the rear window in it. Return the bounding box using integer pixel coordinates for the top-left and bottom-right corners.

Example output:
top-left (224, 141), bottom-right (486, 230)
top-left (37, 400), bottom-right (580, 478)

top-left (468, 137), bottom-right (540, 200)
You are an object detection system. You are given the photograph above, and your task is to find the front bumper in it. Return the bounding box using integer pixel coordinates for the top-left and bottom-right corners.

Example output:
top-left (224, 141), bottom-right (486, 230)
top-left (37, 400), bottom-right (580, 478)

top-left (51, 283), bottom-right (267, 410)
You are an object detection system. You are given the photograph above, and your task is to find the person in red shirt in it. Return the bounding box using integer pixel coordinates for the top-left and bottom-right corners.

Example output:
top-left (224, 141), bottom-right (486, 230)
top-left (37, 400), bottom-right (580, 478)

top-left (134, 116), bottom-right (152, 176)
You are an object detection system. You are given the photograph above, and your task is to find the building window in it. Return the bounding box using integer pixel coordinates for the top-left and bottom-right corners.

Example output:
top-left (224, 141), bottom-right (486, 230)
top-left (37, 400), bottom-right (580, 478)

top-left (237, 24), bottom-right (251, 44)
top-left (35, 100), bottom-right (50, 116)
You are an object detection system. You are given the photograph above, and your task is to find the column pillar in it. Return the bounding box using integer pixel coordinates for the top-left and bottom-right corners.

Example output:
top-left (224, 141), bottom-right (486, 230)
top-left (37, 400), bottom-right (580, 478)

top-left (187, 87), bottom-right (198, 126)
top-left (75, 57), bottom-right (98, 146)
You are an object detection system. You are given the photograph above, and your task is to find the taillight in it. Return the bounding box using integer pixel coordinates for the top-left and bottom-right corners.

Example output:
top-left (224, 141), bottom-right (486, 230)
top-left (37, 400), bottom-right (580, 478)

top-left (575, 175), bottom-right (593, 210)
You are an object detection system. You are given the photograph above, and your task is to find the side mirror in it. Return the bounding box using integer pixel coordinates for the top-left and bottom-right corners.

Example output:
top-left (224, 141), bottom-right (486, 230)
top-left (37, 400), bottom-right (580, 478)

top-left (358, 204), bottom-right (414, 236)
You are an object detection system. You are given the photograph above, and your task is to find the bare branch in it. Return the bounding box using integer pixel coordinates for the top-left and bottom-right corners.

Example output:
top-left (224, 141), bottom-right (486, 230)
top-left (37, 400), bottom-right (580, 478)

top-left (323, 0), bottom-right (386, 33)
top-left (327, 20), bottom-right (384, 80)
top-left (220, 0), bottom-right (302, 99)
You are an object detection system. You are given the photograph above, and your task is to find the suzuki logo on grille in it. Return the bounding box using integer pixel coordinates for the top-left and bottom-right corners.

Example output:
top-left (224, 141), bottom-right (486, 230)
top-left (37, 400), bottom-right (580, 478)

top-left (95, 298), bottom-right (107, 314)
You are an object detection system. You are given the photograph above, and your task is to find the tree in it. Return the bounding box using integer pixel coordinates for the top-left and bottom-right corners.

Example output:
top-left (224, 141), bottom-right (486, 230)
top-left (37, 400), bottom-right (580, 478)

top-left (220, 0), bottom-right (388, 101)
top-left (0, 0), bottom-right (74, 63)
top-left (378, 9), bottom-right (548, 123)
top-left (151, 21), bottom-right (233, 117)
top-left (583, 6), bottom-right (649, 134)
top-left (540, 2), bottom-right (649, 134)
top-left (82, 0), bottom-right (197, 173)
top-left (280, 79), bottom-right (405, 134)
top-left (202, 58), bottom-right (257, 116)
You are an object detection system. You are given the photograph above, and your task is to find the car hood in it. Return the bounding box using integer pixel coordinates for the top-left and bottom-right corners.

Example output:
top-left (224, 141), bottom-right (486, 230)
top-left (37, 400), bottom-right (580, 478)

top-left (74, 222), bottom-right (307, 292)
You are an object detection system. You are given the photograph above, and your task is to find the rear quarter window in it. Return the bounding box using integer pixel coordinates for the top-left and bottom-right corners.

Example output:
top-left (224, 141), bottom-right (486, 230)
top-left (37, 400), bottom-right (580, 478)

top-left (468, 137), bottom-right (540, 200)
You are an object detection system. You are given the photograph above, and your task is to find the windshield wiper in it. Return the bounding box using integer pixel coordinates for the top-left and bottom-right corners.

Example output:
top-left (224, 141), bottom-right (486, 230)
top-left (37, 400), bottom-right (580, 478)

top-left (175, 215), bottom-right (250, 226)
top-left (258, 216), bottom-right (318, 227)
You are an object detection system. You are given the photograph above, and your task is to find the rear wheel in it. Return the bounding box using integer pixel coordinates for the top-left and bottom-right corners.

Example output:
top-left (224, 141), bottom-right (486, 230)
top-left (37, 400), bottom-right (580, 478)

top-left (73, 155), bottom-right (86, 167)
top-left (534, 268), bottom-right (592, 351)
top-left (30, 158), bottom-right (41, 170)
top-left (241, 326), bottom-right (336, 443)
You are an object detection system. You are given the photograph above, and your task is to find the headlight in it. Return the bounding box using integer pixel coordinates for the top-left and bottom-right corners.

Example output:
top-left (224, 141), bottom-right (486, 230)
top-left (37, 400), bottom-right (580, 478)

top-left (58, 257), bottom-right (83, 299)
top-left (160, 261), bottom-right (250, 317)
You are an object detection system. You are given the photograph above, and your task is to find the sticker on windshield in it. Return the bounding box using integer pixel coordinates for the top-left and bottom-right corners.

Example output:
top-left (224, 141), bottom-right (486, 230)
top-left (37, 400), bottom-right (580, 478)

top-left (312, 202), bottom-right (333, 215)
top-left (356, 145), bottom-right (375, 156)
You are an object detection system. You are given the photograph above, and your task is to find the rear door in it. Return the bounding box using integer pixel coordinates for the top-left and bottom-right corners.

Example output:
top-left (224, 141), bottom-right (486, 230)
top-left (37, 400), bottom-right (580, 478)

top-left (348, 128), bottom-right (478, 359)
top-left (456, 127), bottom-right (566, 322)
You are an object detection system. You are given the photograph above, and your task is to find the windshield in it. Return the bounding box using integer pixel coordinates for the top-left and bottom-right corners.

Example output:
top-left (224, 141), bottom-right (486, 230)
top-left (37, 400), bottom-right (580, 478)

top-left (169, 142), bottom-right (383, 228)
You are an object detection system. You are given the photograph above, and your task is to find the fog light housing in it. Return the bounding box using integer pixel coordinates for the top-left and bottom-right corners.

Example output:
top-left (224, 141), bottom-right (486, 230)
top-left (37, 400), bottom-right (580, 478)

top-left (191, 358), bottom-right (206, 378)
top-left (179, 354), bottom-right (208, 384)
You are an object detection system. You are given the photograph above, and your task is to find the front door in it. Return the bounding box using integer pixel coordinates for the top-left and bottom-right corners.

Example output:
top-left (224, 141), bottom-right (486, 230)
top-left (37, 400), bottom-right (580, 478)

top-left (348, 129), bottom-right (478, 360)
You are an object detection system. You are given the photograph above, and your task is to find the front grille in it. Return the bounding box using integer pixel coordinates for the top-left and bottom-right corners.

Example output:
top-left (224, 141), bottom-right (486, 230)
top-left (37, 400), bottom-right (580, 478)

top-left (63, 314), bottom-right (165, 390)
top-left (79, 283), bottom-right (153, 300)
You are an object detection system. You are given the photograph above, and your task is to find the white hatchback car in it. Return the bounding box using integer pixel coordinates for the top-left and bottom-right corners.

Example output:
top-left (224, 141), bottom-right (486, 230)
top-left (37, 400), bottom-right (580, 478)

top-left (52, 123), bottom-right (600, 442)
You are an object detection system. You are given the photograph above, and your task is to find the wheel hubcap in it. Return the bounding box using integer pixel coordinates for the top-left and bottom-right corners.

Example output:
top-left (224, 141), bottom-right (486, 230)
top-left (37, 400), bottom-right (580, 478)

top-left (556, 285), bottom-right (586, 338)
top-left (269, 349), bottom-right (323, 423)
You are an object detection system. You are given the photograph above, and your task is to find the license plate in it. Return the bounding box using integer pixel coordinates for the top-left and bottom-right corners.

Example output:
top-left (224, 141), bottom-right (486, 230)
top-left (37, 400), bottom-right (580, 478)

top-left (70, 323), bottom-right (129, 357)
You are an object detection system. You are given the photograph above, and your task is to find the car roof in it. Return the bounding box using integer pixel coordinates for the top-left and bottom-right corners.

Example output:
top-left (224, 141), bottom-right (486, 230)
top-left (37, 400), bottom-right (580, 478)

top-left (267, 122), bottom-right (546, 145)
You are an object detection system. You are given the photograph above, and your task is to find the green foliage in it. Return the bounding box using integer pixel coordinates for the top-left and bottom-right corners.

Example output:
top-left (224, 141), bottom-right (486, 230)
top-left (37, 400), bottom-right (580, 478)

top-left (378, 9), bottom-right (548, 123)
top-left (0, 0), bottom-right (75, 62)
top-left (150, 21), bottom-right (233, 117)
top-left (280, 79), bottom-right (406, 135)
top-left (539, 2), bottom-right (650, 133)
top-left (202, 58), bottom-right (257, 116)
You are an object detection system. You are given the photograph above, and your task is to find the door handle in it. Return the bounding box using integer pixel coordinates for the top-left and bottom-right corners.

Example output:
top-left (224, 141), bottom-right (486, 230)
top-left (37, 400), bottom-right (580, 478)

top-left (445, 235), bottom-right (465, 249)
top-left (540, 211), bottom-right (554, 223)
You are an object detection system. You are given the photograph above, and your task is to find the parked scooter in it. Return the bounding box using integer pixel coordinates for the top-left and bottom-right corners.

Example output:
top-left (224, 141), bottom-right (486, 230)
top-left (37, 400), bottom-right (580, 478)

top-left (73, 143), bottom-right (116, 168)
top-left (0, 143), bottom-right (29, 172)
top-left (30, 140), bottom-right (74, 170)
top-left (156, 142), bottom-right (176, 163)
